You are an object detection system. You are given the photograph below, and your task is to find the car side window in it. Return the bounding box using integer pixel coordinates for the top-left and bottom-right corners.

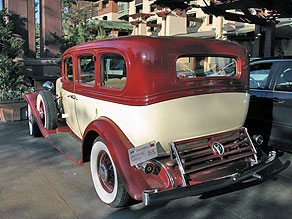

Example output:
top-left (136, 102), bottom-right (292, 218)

top-left (250, 62), bottom-right (273, 89)
top-left (100, 54), bottom-right (127, 89)
top-left (274, 62), bottom-right (292, 92)
top-left (64, 57), bottom-right (73, 82)
top-left (78, 55), bottom-right (95, 85)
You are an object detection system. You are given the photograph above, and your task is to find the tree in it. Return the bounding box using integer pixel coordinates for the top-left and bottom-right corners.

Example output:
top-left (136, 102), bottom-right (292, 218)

top-left (0, 8), bottom-right (26, 101)
top-left (51, 0), bottom-right (107, 55)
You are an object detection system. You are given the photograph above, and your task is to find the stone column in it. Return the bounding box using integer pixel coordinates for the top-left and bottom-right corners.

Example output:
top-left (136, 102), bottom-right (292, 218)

top-left (252, 25), bottom-right (263, 57)
top-left (27, 0), bottom-right (36, 58)
top-left (40, 0), bottom-right (62, 57)
top-left (264, 22), bottom-right (275, 57)
top-left (2, 0), bottom-right (29, 57)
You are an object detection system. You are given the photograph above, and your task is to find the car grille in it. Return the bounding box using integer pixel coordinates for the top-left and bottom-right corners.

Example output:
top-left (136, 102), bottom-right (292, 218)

top-left (169, 128), bottom-right (257, 186)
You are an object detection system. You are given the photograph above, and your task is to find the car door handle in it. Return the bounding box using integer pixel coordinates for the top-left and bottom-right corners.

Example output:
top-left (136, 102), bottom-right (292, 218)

top-left (273, 98), bottom-right (285, 104)
top-left (67, 95), bottom-right (78, 100)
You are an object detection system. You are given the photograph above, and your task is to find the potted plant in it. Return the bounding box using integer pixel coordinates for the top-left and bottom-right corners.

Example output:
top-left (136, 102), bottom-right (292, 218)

top-left (0, 8), bottom-right (28, 121)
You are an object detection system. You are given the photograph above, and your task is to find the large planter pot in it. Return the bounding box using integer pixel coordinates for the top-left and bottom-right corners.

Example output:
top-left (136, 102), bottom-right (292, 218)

top-left (0, 100), bottom-right (28, 122)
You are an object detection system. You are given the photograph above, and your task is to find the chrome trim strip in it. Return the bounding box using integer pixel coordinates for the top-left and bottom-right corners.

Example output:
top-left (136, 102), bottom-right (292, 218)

top-left (169, 142), bottom-right (187, 186)
top-left (143, 193), bottom-right (150, 206)
top-left (244, 127), bottom-right (258, 164)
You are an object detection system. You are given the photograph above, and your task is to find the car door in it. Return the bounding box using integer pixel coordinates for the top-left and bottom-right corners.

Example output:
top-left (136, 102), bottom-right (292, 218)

top-left (62, 55), bottom-right (82, 138)
top-left (268, 60), bottom-right (292, 151)
top-left (246, 61), bottom-right (277, 143)
top-left (74, 52), bottom-right (98, 137)
top-left (74, 51), bottom-right (128, 137)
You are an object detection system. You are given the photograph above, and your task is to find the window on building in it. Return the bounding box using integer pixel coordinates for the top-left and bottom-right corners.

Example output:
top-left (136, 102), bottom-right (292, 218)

top-left (102, 0), bottom-right (109, 9)
top-left (135, 0), bottom-right (143, 5)
top-left (103, 16), bottom-right (108, 20)
top-left (208, 15), bottom-right (213, 24)
top-left (118, 2), bottom-right (129, 12)
top-left (100, 54), bottom-right (127, 89)
top-left (64, 57), bottom-right (73, 81)
top-left (176, 56), bottom-right (237, 79)
top-left (187, 13), bottom-right (197, 27)
top-left (78, 55), bottom-right (95, 85)
top-left (136, 4), bottom-right (143, 13)
top-left (150, 5), bottom-right (157, 12)
top-left (150, 20), bottom-right (157, 32)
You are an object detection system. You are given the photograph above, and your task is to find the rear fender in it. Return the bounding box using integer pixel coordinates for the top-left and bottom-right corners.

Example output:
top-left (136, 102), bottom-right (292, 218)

top-left (83, 117), bottom-right (172, 200)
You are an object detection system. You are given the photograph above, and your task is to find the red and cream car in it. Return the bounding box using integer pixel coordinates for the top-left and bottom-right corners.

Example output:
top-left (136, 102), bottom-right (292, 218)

top-left (24, 36), bottom-right (288, 207)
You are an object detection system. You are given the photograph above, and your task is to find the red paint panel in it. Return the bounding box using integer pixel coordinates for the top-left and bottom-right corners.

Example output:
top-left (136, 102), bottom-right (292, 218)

top-left (63, 36), bottom-right (249, 106)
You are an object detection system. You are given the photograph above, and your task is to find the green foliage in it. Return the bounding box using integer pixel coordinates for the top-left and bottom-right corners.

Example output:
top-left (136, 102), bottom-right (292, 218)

top-left (51, 0), bottom-right (107, 55)
top-left (0, 8), bottom-right (27, 101)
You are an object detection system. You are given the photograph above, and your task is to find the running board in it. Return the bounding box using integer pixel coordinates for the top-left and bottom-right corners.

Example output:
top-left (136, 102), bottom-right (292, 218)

top-left (47, 132), bottom-right (82, 164)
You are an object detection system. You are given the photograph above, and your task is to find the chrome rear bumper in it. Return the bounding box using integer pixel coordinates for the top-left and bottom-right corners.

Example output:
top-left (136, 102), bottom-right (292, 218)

top-left (143, 156), bottom-right (290, 206)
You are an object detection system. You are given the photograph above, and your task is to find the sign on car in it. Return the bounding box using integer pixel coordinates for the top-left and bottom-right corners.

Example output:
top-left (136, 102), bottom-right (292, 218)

top-left (128, 141), bottom-right (158, 166)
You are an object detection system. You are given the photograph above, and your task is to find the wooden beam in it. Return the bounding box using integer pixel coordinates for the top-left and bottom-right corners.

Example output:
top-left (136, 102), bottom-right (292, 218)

top-left (201, 8), bottom-right (267, 25)
top-left (209, 0), bottom-right (261, 10)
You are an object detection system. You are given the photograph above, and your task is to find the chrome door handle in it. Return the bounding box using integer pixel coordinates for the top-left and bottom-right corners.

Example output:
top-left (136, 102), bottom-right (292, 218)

top-left (67, 95), bottom-right (78, 100)
top-left (273, 98), bottom-right (285, 104)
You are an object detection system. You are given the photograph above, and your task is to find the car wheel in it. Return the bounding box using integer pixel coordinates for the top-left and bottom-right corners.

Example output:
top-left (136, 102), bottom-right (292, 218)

top-left (36, 90), bottom-right (57, 130)
top-left (28, 104), bottom-right (42, 137)
top-left (90, 137), bottom-right (130, 207)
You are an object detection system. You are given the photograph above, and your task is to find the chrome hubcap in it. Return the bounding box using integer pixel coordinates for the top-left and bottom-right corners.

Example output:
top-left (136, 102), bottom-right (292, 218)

top-left (38, 108), bottom-right (44, 119)
top-left (99, 164), bottom-right (108, 182)
top-left (97, 151), bottom-right (114, 193)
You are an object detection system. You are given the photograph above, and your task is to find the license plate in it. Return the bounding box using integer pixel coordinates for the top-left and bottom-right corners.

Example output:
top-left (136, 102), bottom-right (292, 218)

top-left (128, 141), bottom-right (158, 166)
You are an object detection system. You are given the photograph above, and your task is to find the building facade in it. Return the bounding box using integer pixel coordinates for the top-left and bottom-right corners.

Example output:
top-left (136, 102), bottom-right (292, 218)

top-left (92, 0), bottom-right (292, 56)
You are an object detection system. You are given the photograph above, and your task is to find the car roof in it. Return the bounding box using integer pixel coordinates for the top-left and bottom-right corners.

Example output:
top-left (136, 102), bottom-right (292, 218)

top-left (251, 57), bottom-right (292, 63)
top-left (63, 35), bottom-right (247, 57)
top-left (62, 36), bottom-right (250, 106)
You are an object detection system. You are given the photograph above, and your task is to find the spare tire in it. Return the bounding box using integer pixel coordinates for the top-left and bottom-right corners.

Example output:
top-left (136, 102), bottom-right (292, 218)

top-left (36, 90), bottom-right (57, 130)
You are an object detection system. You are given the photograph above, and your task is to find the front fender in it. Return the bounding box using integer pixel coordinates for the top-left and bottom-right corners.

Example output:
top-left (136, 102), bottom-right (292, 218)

top-left (83, 117), bottom-right (172, 200)
top-left (24, 93), bottom-right (47, 136)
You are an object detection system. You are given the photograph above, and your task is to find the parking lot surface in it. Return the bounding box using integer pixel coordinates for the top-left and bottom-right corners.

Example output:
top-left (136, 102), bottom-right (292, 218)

top-left (1, 120), bottom-right (292, 219)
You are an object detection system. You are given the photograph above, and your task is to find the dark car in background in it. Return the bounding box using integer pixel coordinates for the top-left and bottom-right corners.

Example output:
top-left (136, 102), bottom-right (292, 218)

top-left (246, 58), bottom-right (292, 152)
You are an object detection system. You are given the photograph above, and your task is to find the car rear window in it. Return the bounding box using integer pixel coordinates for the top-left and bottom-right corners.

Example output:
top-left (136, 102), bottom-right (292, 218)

top-left (176, 56), bottom-right (237, 79)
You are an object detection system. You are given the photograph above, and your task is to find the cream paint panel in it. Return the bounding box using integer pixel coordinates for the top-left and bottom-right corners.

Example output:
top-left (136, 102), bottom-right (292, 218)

top-left (75, 92), bottom-right (249, 154)
top-left (56, 78), bottom-right (62, 96)
top-left (62, 89), bottom-right (82, 138)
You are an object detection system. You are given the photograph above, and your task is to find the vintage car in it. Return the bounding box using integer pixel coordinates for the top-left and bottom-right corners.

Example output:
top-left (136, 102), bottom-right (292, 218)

top-left (24, 36), bottom-right (289, 207)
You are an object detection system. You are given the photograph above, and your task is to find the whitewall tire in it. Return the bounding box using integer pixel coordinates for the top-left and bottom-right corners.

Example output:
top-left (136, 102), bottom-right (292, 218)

top-left (28, 105), bottom-right (42, 137)
top-left (36, 90), bottom-right (57, 130)
top-left (90, 137), bottom-right (130, 207)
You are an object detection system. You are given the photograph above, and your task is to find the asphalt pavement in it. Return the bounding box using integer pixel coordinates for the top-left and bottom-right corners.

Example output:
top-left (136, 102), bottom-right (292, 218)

top-left (1, 120), bottom-right (292, 219)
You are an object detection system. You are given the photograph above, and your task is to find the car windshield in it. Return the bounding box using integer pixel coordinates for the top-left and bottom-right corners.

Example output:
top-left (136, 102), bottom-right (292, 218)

top-left (176, 56), bottom-right (237, 79)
